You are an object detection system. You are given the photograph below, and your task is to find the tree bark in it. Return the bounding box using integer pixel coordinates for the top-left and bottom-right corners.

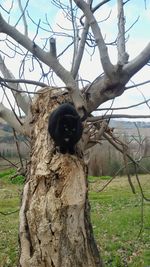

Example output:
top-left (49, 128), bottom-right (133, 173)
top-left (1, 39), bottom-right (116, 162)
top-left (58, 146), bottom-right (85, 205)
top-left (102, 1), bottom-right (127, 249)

top-left (19, 88), bottom-right (103, 267)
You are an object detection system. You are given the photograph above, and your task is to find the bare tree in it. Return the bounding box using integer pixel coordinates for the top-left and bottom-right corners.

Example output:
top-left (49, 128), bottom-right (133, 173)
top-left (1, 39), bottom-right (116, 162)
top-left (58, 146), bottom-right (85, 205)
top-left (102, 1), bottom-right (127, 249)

top-left (0, 1), bottom-right (150, 266)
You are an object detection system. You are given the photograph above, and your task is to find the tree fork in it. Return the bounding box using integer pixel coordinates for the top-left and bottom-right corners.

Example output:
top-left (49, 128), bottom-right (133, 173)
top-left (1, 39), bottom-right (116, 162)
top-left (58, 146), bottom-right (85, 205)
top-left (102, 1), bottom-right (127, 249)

top-left (19, 88), bottom-right (103, 267)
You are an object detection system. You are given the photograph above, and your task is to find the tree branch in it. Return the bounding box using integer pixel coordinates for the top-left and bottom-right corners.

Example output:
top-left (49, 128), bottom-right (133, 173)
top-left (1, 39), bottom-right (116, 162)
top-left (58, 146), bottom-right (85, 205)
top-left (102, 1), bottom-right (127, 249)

top-left (0, 55), bottom-right (31, 114)
top-left (74, 0), bottom-right (115, 77)
top-left (84, 73), bottom-right (128, 113)
top-left (97, 98), bottom-right (150, 111)
top-left (0, 103), bottom-right (26, 134)
top-left (0, 14), bottom-right (76, 89)
top-left (0, 14), bottom-right (86, 112)
top-left (123, 42), bottom-right (150, 76)
top-left (0, 209), bottom-right (19, 216)
top-left (117, 0), bottom-right (129, 64)
top-left (0, 77), bottom-right (48, 89)
top-left (84, 40), bottom-right (150, 113)
top-left (72, 18), bottom-right (89, 79)
top-left (70, 0), bottom-right (80, 76)
top-left (126, 80), bottom-right (150, 89)
top-left (50, 37), bottom-right (57, 57)
top-left (17, 0), bottom-right (29, 36)
top-left (72, 0), bottom-right (109, 79)
top-left (87, 114), bottom-right (150, 121)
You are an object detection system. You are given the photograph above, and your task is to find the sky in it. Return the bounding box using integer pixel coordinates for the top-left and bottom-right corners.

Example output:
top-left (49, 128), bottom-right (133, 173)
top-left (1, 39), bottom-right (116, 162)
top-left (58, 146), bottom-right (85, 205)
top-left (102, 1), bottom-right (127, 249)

top-left (0, 0), bottom-right (150, 120)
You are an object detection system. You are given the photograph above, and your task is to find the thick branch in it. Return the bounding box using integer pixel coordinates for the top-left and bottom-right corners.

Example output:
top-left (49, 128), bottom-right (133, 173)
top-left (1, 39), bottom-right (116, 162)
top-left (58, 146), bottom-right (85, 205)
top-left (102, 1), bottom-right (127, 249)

top-left (0, 103), bottom-right (26, 134)
top-left (74, 0), bottom-right (115, 77)
top-left (117, 0), bottom-right (129, 64)
top-left (50, 37), bottom-right (57, 57)
top-left (84, 72), bottom-right (129, 113)
top-left (123, 42), bottom-right (150, 76)
top-left (72, 0), bottom-right (109, 79)
top-left (70, 0), bottom-right (79, 76)
top-left (0, 14), bottom-right (86, 111)
top-left (0, 55), bottom-right (31, 114)
top-left (0, 14), bottom-right (76, 89)
top-left (72, 19), bottom-right (89, 79)
top-left (84, 41), bottom-right (150, 113)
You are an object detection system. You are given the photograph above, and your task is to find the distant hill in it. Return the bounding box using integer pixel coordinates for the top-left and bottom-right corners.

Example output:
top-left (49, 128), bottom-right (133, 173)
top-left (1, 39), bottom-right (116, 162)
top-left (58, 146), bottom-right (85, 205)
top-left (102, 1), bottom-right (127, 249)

top-left (110, 120), bottom-right (150, 129)
top-left (0, 119), bottom-right (149, 168)
top-left (0, 122), bottom-right (25, 143)
top-left (0, 120), bottom-right (29, 158)
top-left (0, 119), bottom-right (150, 143)
top-left (109, 120), bottom-right (150, 138)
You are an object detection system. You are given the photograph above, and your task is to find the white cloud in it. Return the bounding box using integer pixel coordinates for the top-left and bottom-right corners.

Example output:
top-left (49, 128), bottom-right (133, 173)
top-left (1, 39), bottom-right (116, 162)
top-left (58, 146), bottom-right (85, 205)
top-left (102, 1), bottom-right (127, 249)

top-left (2, 0), bottom-right (16, 11)
top-left (0, 1), bottom-right (150, 120)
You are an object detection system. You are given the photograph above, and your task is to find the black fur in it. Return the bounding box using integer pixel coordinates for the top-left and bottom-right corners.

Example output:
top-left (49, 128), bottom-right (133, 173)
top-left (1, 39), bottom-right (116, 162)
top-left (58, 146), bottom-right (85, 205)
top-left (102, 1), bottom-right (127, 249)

top-left (48, 103), bottom-right (83, 154)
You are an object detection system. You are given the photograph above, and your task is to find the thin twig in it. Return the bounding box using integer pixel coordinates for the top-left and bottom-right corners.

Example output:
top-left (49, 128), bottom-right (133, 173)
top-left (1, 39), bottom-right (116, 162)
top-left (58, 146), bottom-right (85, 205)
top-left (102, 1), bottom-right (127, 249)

top-left (0, 77), bottom-right (47, 88)
top-left (17, 0), bottom-right (29, 36)
top-left (137, 195), bottom-right (144, 238)
top-left (12, 129), bottom-right (24, 169)
top-left (0, 155), bottom-right (18, 168)
top-left (97, 98), bottom-right (150, 111)
top-left (0, 210), bottom-right (19, 216)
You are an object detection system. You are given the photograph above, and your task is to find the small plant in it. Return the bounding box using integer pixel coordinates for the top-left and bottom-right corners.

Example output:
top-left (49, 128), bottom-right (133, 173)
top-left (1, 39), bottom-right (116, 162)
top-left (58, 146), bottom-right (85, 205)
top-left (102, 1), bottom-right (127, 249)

top-left (11, 175), bottom-right (25, 185)
top-left (0, 169), bottom-right (24, 185)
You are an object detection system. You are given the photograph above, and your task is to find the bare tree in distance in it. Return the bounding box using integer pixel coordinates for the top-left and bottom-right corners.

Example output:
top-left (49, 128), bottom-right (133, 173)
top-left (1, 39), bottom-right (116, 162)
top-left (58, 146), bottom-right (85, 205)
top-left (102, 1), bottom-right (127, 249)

top-left (0, 1), bottom-right (150, 266)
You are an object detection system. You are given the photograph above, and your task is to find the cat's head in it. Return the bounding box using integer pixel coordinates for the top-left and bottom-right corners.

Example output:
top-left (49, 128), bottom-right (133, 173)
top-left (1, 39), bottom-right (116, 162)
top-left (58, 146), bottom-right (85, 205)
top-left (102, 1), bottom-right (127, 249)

top-left (60, 115), bottom-right (79, 136)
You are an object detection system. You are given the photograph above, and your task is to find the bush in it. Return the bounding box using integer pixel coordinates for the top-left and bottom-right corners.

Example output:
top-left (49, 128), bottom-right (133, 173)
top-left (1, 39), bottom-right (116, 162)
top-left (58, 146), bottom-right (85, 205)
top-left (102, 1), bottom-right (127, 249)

top-left (11, 175), bottom-right (25, 185)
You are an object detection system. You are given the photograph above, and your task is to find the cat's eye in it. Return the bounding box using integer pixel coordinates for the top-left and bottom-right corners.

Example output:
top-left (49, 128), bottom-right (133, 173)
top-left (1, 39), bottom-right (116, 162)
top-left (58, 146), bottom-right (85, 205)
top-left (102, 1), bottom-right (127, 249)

top-left (65, 127), bottom-right (69, 131)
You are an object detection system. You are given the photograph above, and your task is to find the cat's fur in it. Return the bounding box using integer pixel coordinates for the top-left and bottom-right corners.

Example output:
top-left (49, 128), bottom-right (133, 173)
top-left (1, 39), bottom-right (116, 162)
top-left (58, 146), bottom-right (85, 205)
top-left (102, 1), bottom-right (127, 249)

top-left (48, 103), bottom-right (83, 154)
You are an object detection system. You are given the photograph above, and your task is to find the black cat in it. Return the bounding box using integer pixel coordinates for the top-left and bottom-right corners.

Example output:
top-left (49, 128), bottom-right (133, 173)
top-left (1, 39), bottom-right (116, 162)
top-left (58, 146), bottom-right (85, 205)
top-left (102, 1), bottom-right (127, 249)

top-left (48, 103), bottom-right (83, 154)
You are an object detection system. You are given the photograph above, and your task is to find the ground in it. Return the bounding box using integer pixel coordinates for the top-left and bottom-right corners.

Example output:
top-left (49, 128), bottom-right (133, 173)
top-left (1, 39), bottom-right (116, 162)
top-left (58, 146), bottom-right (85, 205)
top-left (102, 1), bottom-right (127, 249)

top-left (0, 168), bottom-right (150, 267)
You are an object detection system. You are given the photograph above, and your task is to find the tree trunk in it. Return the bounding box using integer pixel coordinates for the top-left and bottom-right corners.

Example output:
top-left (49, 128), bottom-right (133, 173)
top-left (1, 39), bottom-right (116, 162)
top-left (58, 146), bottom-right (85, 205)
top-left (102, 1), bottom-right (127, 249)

top-left (19, 88), bottom-right (103, 267)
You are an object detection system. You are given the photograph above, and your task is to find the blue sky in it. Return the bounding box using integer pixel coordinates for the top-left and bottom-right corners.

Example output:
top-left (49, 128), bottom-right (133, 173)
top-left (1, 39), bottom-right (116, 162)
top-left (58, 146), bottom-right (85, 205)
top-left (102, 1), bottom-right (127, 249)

top-left (1, 0), bottom-right (149, 51)
top-left (0, 0), bottom-right (150, 120)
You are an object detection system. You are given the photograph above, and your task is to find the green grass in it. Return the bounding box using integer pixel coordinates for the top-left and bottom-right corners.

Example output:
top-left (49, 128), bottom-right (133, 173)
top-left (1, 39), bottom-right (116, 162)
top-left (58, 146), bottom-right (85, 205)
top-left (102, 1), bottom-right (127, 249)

top-left (88, 175), bottom-right (112, 182)
top-left (0, 169), bottom-right (15, 179)
top-left (89, 175), bottom-right (150, 267)
top-left (0, 169), bottom-right (23, 267)
top-left (0, 170), bottom-right (150, 266)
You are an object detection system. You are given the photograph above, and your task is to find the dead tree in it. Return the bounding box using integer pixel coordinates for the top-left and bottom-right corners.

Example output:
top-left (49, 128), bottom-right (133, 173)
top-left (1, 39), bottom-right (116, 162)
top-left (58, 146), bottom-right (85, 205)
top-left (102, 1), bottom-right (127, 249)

top-left (0, 1), bottom-right (150, 266)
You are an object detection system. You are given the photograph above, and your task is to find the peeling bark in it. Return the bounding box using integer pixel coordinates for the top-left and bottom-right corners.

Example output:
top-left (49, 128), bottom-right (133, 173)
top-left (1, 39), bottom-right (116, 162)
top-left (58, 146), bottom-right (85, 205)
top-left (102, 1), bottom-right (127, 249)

top-left (19, 88), bottom-right (103, 267)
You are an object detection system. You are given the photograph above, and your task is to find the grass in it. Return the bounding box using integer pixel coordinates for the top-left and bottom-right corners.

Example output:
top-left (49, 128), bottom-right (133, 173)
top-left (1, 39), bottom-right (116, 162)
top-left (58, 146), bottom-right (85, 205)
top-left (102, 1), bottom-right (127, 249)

top-left (89, 175), bottom-right (150, 267)
top-left (0, 170), bottom-right (150, 266)
top-left (0, 169), bottom-right (23, 267)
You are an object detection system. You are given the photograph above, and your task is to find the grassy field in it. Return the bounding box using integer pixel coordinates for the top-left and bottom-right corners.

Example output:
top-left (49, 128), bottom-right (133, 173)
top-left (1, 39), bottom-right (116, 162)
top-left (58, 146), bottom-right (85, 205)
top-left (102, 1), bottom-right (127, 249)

top-left (89, 175), bottom-right (150, 267)
top-left (0, 170), bottom-right (150, 267)
top-left (0, 169), bottom-right (23, 267)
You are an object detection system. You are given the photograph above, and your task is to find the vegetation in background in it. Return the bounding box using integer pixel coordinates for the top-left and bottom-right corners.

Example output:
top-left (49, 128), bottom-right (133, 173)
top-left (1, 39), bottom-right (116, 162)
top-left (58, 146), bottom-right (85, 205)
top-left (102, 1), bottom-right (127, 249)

top-left (0, 170), bottom-right (149, 267)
